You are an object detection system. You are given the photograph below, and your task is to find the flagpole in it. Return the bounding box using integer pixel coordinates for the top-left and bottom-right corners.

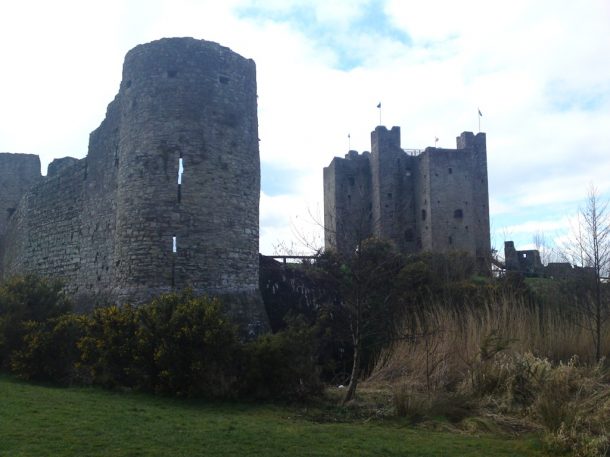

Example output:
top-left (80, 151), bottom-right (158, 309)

top-left (348, 133), bottom-right (351, 151)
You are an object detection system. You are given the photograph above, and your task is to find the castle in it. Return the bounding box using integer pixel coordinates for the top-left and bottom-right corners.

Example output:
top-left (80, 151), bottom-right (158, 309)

top-left (0, 38), bottom-right (267, 330)
top-left (323, 126), bottom-right (491, 270)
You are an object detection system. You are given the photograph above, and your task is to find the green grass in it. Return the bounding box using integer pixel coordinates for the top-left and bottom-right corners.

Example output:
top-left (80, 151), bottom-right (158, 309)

top-left (0, 376), bottom-right (545, 457)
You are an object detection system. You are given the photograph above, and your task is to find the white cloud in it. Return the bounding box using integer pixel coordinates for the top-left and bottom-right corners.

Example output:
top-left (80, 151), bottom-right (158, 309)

top-left (1, 0), bottom-right (609, 253)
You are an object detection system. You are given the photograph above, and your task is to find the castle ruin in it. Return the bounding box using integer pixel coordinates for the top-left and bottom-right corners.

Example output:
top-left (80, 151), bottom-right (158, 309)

top-left (0, 38), bottom-right (267, 330)
top-left (324, 126), bottom-right (491, 270)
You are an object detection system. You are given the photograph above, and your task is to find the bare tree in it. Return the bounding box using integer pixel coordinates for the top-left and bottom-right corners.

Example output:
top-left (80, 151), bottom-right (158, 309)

top-left (533, 230), bottom-right (549, 265)
top-left (562, 185), bottom-right (610, 361)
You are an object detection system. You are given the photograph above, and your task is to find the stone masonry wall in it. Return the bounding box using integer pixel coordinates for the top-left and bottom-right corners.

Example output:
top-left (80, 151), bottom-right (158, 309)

top-left (324, 126), bottom-right (491, 270)
top-left (0, 38), bottom-right (267, 329)
top-left (2, 160), bottom-right (87, 289)
top-left (0, 153), bottom-right (41, 247)
top-left (323, 150), bottom-right (372, 254)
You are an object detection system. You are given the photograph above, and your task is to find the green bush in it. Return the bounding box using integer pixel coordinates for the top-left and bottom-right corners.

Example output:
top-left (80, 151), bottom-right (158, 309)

top-left (136, 291), bottom-right (240, 397)
top-left (0, 275), bottom-right (71, 368)
top-left (78, 304), bottom-right (141, 388)
top-left (10, 314), bottom-right (88, 384)
top-left (1, 281), bottom-right (323, 401)
top-left (241, 319), bottom-right (322, 400)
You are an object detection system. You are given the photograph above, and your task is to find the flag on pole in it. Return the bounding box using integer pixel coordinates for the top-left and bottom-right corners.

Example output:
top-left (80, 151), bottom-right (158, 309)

top-left (478, 108), bottom-right (483, 117)
top-left (377, 102), bottom-right (381, 108)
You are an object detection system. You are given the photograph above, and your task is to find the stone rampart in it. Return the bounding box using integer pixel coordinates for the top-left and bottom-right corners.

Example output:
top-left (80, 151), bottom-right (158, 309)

top-left (0, 38), bottom-right (267, 331)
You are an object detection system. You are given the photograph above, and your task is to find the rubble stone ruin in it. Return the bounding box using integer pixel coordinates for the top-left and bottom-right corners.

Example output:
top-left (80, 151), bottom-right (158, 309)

top-left (324, 126), bottom-right (491, 271)
top-left (0, 38), bottom-right (268, 331)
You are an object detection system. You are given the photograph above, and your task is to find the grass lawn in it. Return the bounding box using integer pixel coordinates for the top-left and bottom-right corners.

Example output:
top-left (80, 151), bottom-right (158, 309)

top-left (0, 376), bottom-right (545, 457)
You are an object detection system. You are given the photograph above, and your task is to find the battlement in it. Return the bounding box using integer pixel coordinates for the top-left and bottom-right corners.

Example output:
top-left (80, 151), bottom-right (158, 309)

top-left (457, 131), bottom-right (486, 150)
top-left (343, 150), bottom-right (371, 160)
top-left (47, 157), bottom-right (79, 177)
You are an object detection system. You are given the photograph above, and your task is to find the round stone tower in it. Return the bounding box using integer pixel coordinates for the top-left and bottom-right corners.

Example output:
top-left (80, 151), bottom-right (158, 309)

top-left (112, 38), bottom-right (261, 313)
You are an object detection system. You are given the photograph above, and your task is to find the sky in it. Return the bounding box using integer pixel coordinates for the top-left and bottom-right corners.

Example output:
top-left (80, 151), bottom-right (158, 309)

top-left (1, 0), bottom-right (609, 258)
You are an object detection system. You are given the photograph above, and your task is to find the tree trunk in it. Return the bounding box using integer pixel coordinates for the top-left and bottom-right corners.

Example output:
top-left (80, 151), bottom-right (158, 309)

top-left (596, 278), bottom-right (602, 362)
top-left (342, 338), bottom-right (360, 404)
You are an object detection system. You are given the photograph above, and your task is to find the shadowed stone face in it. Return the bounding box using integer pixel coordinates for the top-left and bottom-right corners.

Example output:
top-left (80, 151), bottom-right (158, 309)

top-left (0, 38), bottom-right (268, 332)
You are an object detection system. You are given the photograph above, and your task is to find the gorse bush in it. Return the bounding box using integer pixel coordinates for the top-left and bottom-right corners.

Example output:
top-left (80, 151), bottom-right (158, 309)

top-left (136, 292), bottom-right (240, 397)
top-left (0, 280), bottom-right (322, 400)
top-left (0, 275), bottom-right (72, 369)
top-left (79, 304), bottom-right (141, 388)
top-left (10, 313), bottom-right (88, 384)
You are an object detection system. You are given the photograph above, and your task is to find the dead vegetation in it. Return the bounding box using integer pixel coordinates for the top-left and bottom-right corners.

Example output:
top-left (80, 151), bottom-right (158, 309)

top-left (365, 295), bottom-right (610, 456)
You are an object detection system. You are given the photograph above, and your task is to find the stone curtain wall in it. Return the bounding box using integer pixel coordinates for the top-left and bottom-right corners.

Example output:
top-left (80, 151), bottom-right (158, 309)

top-left (0, 154), bottom-right (41, 243)
top-left (0, 38), bottom-right (265, 320)
top-left (2, 161), bottom-right (88, 291)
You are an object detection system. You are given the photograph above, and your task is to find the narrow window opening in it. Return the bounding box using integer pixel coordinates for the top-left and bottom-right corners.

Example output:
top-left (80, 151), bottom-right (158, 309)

top-left (172, 236), bottom-right (177, 254)
top-left (219, 75), bottom-right (230, 84)
top-left (448, 167), bottom-right (453, 174)
top-left (449, 236), bottom-right (453, 245)
top-left (348, 177), bottom-right (355, 186)
top-left (421, 209), bottom-right (427, 221)
top-left (454, 209), bottom-right (463, 218)
top-left (387, 193), bottom-right (392, 199)
top-left (177, 157), bottom-right (184, 202)
top-left (178, 157), bottom-right (184, 184)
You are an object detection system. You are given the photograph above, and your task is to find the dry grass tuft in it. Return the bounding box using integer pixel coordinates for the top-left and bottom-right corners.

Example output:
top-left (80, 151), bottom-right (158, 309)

top-left (369, 294), bottom-right (610, 456)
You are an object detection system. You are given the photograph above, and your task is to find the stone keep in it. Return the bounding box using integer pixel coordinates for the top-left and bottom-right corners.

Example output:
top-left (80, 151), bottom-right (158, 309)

top-left (324, 126), bottom-right (491, 270)
top-left (0, 38), bottom-right (267, 328)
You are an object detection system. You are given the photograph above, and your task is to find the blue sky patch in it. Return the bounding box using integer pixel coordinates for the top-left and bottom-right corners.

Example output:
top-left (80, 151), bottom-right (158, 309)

top-left (545, 80), bottom-right (606, 112)
top-left (261, 162), bottom-right (302, 196)
top-left (236, 0), bottom-right (411, 70)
